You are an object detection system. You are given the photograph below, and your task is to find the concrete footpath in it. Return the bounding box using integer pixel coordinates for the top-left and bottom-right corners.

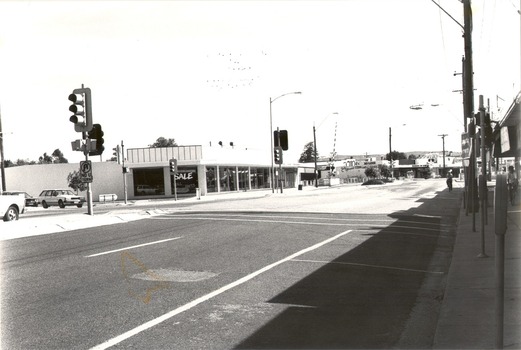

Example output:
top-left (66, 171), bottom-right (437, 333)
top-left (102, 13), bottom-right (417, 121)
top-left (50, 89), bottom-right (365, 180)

top-left (433, 197), bottom-right (521, 349)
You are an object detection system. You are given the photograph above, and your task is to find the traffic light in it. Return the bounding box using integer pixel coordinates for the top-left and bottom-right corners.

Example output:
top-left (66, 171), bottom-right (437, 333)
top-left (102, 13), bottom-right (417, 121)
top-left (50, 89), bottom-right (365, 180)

top-left (274, 146), bottom-right (283, 164)
top-left (112, 145), bottom-right (120, 164)
top-left (68, 87), bottom-right (92, 132)
top-left (274, 130), bottom-right (289, 150)
top-left (475, 112), bottom-right (493, 148)
top-left (169, 159), bottom-right (177, 173)
top-left (88, 123), bottom-right (104, 156)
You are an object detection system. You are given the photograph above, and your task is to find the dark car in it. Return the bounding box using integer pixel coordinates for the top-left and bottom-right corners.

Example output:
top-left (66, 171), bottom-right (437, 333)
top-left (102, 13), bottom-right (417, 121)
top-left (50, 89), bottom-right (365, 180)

top-left (1, 191), bottom-right (38, 207)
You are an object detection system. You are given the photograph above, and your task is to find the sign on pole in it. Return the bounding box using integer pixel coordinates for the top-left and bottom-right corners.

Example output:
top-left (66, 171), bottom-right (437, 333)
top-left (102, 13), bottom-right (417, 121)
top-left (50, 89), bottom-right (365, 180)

top-left (80, 160), bottom-right (93, 183)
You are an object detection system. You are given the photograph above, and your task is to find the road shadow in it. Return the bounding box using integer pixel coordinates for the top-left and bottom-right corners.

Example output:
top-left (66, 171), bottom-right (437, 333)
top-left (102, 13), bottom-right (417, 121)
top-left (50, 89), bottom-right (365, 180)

top-left (235, 188), bottom-right (461, 349)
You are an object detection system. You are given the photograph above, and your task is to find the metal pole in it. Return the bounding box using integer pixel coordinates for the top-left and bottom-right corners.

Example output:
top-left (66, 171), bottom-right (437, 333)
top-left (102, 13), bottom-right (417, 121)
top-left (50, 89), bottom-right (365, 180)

top-left (121, 140), bottom-right (128, 204)
top-left (439, 134), bottom-right (447, 177)
top-left (314, 124), bottom-right (318, 188)
top-left (494, 174), bottom-right (508, 349)
top-left (478, 95), bottom-right (488, 258)
top-left (269, 97), bottom-right (275, 194)
top-left (389, 127), bottom-right (393, 178)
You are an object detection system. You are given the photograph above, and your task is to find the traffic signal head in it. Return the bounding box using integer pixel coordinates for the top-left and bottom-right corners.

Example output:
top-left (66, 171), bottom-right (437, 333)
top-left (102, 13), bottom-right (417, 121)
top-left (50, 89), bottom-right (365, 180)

top-left (88, 123), bottom-right (104, 156)
top-left (169, 159), bottom-right (178, 173)
top-left (274, 130), bottom-right (289, 151)
top-left (68, 87), bottom-right (92, 133)
top-left (274, 146), bottom-right (283, 164)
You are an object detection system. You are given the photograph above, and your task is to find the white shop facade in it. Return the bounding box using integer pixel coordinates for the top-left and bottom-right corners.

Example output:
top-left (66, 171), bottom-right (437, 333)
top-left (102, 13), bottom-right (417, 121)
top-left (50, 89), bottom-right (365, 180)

top-left (125, 145), bottom-right (301, 199)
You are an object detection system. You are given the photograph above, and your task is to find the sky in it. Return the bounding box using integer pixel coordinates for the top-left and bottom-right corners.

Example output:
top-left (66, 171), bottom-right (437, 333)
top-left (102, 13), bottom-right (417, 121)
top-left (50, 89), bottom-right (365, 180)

top-left (0, 0), bottom-right (519, 164)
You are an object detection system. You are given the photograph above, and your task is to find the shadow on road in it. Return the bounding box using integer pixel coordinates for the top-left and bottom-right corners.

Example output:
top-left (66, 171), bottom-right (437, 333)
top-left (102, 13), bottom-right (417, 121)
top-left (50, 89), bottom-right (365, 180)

top-left (235, 188), bottom-right (461, 349)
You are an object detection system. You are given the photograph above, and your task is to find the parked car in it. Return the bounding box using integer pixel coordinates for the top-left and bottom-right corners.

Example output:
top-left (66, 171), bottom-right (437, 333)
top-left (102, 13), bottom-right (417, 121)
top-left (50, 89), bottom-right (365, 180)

top-left (2, 191), bottom-right (38, 207)
top-left (136, 185), bottom-right (159, 196)
top-left (37, 189), bottom-right (85, 208)
top-left (0, 194), bottom-right (26, 221)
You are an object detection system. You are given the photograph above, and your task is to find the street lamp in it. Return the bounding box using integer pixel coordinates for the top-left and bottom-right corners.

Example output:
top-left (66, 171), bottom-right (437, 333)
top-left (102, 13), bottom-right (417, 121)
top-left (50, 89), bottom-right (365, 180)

top-left (313, 112), bottom-right (338, 188)
top-left (269, 91), bottom-right (301, 193)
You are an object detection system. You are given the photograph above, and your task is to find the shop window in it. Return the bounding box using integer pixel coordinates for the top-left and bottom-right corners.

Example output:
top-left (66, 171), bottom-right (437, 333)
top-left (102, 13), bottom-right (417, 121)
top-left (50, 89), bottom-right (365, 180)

top-left (171, 167), bottom-right (198, 195)
top-left (219, 167), bottom-right (236, 192)
top-left (133, 168), bottom-right (164, 196)
top-left (206, 167), bottom-right (217, 193)
top-left (238, 167), bottom-right (249, 191)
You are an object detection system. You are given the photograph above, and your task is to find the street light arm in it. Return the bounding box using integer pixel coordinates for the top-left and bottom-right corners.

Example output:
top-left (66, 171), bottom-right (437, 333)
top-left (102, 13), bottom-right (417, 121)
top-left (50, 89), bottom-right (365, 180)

top-left (271, 91), bottom-right (302, 104)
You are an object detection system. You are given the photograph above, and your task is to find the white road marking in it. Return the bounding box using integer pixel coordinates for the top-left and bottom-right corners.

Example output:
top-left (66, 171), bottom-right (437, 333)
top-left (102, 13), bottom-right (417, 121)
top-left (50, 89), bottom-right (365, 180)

top-left (84, 237), bottom-right (182, 258)
top-left (157, 213), bottom-right (450, 227)
top-left (152, 216), bottom-right (355, 226)
top-left (291, 259), bottom-right (445, 275)
top-left (89, 230), bottom-right (352, 350)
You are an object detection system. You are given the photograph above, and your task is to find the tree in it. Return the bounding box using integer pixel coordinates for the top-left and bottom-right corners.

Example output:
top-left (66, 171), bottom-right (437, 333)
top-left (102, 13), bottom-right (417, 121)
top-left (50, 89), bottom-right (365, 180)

top-left (385, 150), bottom-right (407, 162)
top-left (39, 149), bottom-right (68, 164)
top-left (52, 149), bottom-right (68, 163)
top-left (67, 170), bottom-right (88, 193)
top-left (38, 153), bottom-right (53, 164)
top-left (379, 164), bottom-right (392, 178)
top-left (149, 137), bottom-right (177, 148)
top-left (365, 166), bottom-right (380, 179)
top-left (299, 141), bottom-right (316, 163)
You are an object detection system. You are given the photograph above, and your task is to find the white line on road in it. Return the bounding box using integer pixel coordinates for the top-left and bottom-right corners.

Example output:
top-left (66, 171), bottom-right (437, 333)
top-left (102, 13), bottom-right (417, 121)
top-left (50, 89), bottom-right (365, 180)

top-left (84, 237), bottom-right (182, 258)
top-left (291, 259), bottom-right (445, 275)
top-left (89, 230), bottom-right (352, 350)
top-left (152, 216), bottom-right (355, 226)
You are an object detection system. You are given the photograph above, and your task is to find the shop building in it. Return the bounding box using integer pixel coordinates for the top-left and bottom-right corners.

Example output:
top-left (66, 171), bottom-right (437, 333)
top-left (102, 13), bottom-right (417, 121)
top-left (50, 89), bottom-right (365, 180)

top-left (125, 145), bottom-right (300, 199)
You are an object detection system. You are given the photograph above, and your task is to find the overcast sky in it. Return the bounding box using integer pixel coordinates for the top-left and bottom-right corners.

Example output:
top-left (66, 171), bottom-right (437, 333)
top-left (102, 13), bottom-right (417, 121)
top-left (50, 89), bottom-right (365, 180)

top-left (0, 0), bottom-right (519, 164)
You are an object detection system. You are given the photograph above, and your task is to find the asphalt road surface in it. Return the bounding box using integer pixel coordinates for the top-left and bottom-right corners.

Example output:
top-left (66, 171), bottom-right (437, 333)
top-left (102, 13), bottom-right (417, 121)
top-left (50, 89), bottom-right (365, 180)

top-left (1, 179), bottom-right (461, 349)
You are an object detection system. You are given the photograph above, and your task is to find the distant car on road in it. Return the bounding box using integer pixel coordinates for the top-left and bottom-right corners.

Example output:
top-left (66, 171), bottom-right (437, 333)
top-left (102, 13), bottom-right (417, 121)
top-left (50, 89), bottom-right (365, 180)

top-left (37, 189), bottom-right (85, 209)
top-left (2, 191), bottom-right (38, 207)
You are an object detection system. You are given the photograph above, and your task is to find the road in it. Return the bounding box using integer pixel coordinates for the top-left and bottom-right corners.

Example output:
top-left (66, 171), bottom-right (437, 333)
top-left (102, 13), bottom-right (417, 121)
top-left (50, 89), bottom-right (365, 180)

top-left (1, 179), bottom-right (462, 349)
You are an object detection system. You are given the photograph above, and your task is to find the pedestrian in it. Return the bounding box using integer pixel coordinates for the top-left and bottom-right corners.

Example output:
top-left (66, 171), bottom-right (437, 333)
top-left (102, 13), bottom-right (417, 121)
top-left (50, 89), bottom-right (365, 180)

top-left (446, 171), bottom-right (453, 192)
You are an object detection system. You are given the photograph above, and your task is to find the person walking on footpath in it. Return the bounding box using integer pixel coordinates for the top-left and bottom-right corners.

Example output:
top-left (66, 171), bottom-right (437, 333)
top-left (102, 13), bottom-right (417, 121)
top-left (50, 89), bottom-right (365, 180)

top-left (446, 171), bottom-right (453, 192)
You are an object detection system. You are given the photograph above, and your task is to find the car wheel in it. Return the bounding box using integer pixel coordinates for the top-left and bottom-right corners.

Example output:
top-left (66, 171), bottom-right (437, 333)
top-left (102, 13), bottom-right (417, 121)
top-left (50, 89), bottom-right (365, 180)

top-left (58, 200), bottom-right (65, 208)
top-left (42, 201), bottom-right (49, 209)
top-left (77, 203), bottom-right (83, 208)
top-left (3, 205), bottom-right (19, 222)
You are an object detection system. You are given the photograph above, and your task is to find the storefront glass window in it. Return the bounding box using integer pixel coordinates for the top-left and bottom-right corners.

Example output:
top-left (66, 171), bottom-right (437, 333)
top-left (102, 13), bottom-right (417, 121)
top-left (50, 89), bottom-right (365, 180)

top-left (171, 167), bottom-right (198, 195)
top-left (206, 167), bottom-right (217, 193)
top-left (238, 167), bottom-right (249, 191)
top-left (250, 167), bottom-right (270, 189)
top-left (133, 168), bottom-right (164, 196)
top-left (219, 167), bottom-right (236, 192)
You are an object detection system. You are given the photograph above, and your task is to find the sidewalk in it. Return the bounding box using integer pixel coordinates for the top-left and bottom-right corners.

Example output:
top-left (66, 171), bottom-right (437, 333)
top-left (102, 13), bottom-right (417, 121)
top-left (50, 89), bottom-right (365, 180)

top-left (433, 196), bottom-right (521, 349)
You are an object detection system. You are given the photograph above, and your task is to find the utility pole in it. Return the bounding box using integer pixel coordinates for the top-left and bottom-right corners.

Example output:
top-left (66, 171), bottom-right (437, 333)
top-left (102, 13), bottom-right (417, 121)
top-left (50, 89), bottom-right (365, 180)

top-left (463, 0), bottom-right (478, 229)
top-left (438, 134), bottom-right (448, 177)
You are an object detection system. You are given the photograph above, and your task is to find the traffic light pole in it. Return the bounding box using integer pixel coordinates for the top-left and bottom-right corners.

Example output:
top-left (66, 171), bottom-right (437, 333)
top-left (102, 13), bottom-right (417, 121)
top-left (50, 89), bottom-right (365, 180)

top-left (277, 127), bottom-right (283, 194)
top-left (83, 132), bottom-right (93, 216)
top-left (121, 140), bottom-right (128, 204)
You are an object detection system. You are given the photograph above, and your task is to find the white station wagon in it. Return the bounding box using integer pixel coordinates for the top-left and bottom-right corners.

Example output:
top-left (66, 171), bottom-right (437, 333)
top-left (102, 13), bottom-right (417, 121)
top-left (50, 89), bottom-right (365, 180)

top-left (37, 189), bottom-right (86, 209)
